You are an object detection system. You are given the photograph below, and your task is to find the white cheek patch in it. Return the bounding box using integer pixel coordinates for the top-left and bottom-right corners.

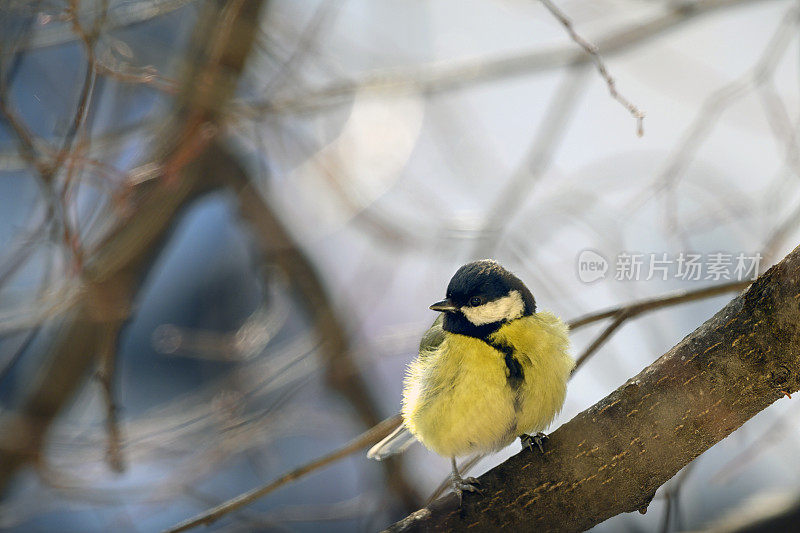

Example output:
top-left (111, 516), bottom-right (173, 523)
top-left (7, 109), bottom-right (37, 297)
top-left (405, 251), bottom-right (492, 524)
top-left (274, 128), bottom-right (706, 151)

top-left (461, 290), bottom-right (525, 326)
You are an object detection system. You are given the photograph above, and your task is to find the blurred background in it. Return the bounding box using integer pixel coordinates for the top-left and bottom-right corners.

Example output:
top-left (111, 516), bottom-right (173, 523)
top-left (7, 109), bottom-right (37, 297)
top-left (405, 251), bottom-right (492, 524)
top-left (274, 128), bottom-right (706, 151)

top-left (1, 0), bottom-right (800, 531)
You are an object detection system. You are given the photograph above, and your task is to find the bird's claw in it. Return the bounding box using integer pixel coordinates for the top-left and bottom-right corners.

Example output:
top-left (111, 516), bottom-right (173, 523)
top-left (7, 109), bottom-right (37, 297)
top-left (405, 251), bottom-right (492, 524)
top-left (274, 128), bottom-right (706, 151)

top-left (451, 475), bottom-right (482, 507)
top-left (520, 432), bottom-right (548, 454)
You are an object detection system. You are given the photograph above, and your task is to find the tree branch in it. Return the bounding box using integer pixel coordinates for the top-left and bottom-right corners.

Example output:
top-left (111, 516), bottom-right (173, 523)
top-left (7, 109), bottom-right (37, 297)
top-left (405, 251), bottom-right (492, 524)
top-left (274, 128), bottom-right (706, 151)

top-left (95, 319), bottom-right (125, 473)
top-left (569, 279), bottom-right (752, 371)
top-left (0, 0), bottom-right (265, 495)
top-left (539, 0), bottom-right (644, 136)
top-left (386, 244), bottom-right (800, 532)
top-left (224, 156), bottom-right (422, 512)
top-left (239, 0), bottom-right (774, 117)
top-left (165, 414), bottom-right (403, 533)
top-left (566, 279), bottom-right (751, 330)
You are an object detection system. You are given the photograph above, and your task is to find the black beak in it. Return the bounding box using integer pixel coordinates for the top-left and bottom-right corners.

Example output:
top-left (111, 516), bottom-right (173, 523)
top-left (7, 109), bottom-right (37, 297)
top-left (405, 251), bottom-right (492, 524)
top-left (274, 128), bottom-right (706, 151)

top-left (430, 299), bottom-right (458, 313)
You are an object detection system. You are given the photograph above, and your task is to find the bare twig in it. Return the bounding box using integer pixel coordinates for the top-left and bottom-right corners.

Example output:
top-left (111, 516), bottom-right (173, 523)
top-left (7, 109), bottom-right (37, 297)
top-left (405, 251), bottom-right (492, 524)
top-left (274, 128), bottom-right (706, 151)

top-left (567, 279), bottom-right (751, 330)
top-left (258, 0), bottom-right (343, 97)
top-left (93, 62), bottom-right (178, 93)
top-left (56, 0), bottom-right (106, 173)
top-left (573, 310), bottom-right (631, 371)
top-left (237, 0), bottom-right (769, 117)
top-left (758, 82), bottom-right (800, 179)
top-left (0, 0), bottom-right (266, 495)
top-left (4, 0), bottom-right (196, 52)
top-left (0, 90), bottom-right (52, 177)
top-left (226, 155), bottom-right (422, 512)
top-left (659, 462), bottom-right (697, 533)
top-left (473, 66), bottom-right (590, 257)
top-left (569, 280), bottom-right (752, 371)
top-left (653, 4), bottom-right (800, 196)
top-left (763, 197), bottom-right (800, 265)
top-left (95, 321), bottom-right (125, 473)
top-left (164, 414), bottom-right (402, 533)
top-left (539, 0), bottom-right (645, 136)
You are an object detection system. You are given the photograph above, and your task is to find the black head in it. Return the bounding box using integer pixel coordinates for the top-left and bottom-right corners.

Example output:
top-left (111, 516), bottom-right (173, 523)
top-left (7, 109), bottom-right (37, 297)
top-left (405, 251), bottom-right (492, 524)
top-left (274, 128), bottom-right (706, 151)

top-left (430, 260), bottom-right (536, 339)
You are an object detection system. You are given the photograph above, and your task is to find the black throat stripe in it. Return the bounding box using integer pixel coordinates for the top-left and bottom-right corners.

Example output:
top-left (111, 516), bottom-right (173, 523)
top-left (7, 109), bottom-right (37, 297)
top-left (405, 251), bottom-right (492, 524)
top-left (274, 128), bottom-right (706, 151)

top-left (483, 338), bottom-right (524, 390)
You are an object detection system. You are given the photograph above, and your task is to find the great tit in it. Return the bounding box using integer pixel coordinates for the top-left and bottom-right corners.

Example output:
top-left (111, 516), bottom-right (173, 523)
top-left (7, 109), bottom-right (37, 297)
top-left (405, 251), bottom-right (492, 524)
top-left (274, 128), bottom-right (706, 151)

top-left (368, 260), bottom-right (574, 503)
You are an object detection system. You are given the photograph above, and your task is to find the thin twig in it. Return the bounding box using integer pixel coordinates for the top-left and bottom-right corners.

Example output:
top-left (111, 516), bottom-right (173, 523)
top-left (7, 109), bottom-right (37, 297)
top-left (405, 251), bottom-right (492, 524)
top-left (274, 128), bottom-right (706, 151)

top-left (539, 0), bottom-right (644, 136)
top-left (58, 1), bottom-right (102, 172)
top-left (4, 0), bottom-right (195, 53)
top-left (238, 0), bottom-right (768, 118)
top-left (0, 0), bottom-right (267, 497)
top-left (164, 414), bottom-right (402, 533)
top-left (573, 310), bottom-right (631, 372)
top-left (758, 82), bottom-right (800, 179)
top-left (0, 91), bottom-right (52, 177)
top-left (95, 322), bottom-right (125, 473)
top-left (259, 0), bottom-right (343, 97)
top-left (94, 62), bottom-right (178, 93)
top-left (569, 280), bottom-right (751, 371)
top-left (653, 4), bottom-right (800, 197)
top-left (228, 154), bottom-right (422, 510)
top-left (708, 409), bottom-right (794, 485)
top-left (567, 279), bottom-right (751, 330)
top-left (763, 196), bottom-right (800, 265)
top-left (473, 66), bottom-right (590, 257)
top-left (659, 461), bottom-right (697, 533)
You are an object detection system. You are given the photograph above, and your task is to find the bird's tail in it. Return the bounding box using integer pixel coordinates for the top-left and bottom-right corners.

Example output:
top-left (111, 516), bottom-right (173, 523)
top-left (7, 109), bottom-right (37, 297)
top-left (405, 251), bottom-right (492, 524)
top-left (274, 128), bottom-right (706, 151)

top-left (367, 424), bottom-right (416, 460)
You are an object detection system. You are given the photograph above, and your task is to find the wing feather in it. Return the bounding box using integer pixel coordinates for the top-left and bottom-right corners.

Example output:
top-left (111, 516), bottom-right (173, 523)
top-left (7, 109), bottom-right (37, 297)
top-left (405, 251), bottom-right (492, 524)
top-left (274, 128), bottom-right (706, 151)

top-left (367, 424), bottom-right (415, 460)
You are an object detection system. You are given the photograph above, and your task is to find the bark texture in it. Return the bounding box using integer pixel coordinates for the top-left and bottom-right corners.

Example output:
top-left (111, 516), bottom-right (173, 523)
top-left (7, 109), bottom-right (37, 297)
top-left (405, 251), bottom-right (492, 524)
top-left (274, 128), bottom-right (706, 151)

top-left (387, 244), bottom-right (800, 532)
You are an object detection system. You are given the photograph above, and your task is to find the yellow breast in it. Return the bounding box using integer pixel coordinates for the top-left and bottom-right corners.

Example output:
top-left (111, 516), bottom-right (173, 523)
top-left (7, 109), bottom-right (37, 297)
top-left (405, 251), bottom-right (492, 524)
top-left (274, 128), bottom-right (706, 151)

top-left (401, 312), bottom-right (573, 458)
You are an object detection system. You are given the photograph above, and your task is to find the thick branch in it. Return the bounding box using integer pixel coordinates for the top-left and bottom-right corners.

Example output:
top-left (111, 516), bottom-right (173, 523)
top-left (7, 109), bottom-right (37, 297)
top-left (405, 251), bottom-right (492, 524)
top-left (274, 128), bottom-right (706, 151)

top-left (387, 244), bottom-right (800, 532)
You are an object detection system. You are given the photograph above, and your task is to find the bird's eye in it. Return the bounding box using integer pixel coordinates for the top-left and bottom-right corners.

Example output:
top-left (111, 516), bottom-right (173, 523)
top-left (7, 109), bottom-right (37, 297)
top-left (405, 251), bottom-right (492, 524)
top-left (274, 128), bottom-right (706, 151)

top-left (469, 296), bottom-right (483, 307)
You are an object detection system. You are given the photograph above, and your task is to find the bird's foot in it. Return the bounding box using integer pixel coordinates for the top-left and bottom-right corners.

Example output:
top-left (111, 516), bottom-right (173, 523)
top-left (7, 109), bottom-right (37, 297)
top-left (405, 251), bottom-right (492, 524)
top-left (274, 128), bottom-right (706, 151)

top-left (451, 474), bottom-right (482, 507)
top-left (520, 432), bottom-right (548, 454)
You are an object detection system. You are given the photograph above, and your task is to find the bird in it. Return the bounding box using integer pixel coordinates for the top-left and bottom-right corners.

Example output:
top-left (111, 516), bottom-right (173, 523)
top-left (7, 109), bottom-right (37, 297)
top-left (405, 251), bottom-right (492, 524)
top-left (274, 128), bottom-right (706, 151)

top-left (368, 259), bottom-right (574, 504)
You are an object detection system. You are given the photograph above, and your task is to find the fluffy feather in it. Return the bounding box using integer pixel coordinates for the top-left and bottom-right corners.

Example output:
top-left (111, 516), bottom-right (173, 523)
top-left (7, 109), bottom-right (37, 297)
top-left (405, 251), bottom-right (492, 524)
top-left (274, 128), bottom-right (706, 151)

top-left (401, 311), bottom-right (573, 458)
